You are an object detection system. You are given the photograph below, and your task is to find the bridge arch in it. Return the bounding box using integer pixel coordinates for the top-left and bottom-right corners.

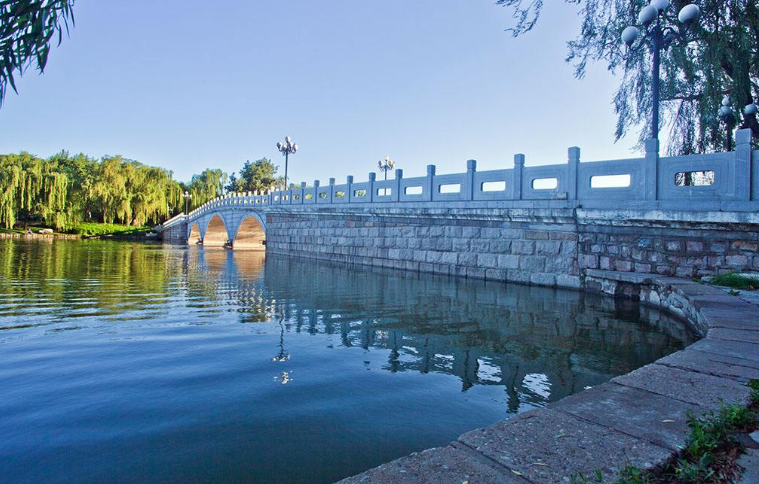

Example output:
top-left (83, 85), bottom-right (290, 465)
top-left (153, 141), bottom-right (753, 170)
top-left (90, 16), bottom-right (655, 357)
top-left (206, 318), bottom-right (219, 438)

top-left (188, 223), bottom-right (201, 244)
top-left (232, 214), bottom-right (267, 250)
top-left (203, 214), bottom-right (231, 247)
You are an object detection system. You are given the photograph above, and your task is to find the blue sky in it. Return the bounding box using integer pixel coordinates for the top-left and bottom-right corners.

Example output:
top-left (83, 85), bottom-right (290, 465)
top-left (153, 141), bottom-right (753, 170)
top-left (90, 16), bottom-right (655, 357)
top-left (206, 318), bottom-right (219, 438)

top-left (0, 0), bottom-right (641, 184)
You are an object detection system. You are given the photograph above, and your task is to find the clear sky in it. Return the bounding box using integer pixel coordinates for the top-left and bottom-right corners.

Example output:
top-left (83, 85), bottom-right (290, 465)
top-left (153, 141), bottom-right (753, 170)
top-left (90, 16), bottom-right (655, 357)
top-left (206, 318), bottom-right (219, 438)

top-left (0, 0), bottom-right (643, 184)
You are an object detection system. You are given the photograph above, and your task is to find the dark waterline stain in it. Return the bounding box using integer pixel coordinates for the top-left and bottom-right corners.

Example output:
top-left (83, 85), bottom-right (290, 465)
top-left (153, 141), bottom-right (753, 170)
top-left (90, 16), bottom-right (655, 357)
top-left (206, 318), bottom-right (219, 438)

top-left (0, 240), bottom-right (696, 484)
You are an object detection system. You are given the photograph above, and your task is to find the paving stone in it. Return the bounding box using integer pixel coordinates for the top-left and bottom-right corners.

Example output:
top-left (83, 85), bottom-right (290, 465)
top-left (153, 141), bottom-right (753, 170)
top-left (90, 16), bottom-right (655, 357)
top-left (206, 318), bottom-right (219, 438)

top-left (459, 408), bottom-right (671, 484)
top-left (738, 448), bottom-right (759, 484)
top-left (336, 444), bottom-right (524, 484)
top-left (690, 339), bottom-right (759, 363)
top-left (708, 328), bottom-right (759, 344)
top-left (551, 382), bottom-right (699, 451)
top-left (612, 363), bottom-right (752, 409)
top-left (656, 349), bottom-right (759, 384)
top-left (697, 307), bottom-right (759, 331)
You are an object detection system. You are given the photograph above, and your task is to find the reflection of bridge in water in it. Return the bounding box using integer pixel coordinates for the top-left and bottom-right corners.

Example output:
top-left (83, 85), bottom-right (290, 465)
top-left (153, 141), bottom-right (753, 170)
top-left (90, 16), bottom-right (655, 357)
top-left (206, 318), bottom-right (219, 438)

top-left (183, 249), bottom-right (695, 413)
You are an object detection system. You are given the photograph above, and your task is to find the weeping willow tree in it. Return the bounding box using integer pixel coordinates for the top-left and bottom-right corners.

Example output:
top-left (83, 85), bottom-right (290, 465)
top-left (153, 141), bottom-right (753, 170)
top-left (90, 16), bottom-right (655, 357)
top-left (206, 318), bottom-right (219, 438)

top-left (187, 169), bottom-right (228, 211)
top-left (0, 152), bottom-right (187, 230)
top-left (1, 0), bottom-right (76, 108)
top-left (0, 155), bottom-right (23, 228)
top-left (497, 0), bottom-right (759, 154)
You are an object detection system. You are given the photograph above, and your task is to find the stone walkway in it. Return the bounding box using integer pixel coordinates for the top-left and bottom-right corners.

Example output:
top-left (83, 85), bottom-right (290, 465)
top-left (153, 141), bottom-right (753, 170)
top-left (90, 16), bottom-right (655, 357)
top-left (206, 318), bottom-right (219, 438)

top-left (338, 273), bottom-right (759, 484)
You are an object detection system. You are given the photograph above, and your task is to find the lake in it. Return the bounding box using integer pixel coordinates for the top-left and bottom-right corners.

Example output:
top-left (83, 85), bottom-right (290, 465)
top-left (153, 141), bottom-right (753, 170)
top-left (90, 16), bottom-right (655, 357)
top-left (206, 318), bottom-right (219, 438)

top-left (0, 240), bottom-right (695, 483)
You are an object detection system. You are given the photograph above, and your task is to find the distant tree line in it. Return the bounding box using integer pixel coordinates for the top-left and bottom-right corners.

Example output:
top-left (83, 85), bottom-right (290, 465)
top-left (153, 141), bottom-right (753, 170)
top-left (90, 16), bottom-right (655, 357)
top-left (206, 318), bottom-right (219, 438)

top-left (0, 151), bottom-right (280, 230)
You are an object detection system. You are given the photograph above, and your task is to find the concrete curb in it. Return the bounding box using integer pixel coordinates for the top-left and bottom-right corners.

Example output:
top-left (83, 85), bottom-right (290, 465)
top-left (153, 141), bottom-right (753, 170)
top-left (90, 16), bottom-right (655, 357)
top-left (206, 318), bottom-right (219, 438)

top-left (337, 272), bottom-right (759, 484)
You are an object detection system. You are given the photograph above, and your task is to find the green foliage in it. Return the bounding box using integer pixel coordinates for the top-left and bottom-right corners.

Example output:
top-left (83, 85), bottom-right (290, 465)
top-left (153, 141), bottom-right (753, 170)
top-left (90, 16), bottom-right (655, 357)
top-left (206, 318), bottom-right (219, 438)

top-left (614, 465), bottom-right (650, 484)
top-left (709, 272), bottom-right (759, 290)
top-left (497, 0), bottom-right (759, 154)
top-left (749, 379), bottom-right (759, 404)
top-left (0, 0), bottom-right (75, 107)
top-left (226, 159), bottom-right (280, 194)
top-left (683, 404), bottom-right (755, 461)
top-left (0, 150), bottom-right (281, 230)
top-left (238, 158), bottom-right (279, 193)
top-left (186, 168), bottom-right (228, 210)
top-left (673, 455), bottom-right (714, 483)
top-left (0, 151), bottom-right (184, 230)
top-left (579, 387), bottom-right (758, 484)
top-left (69, 222), bottom-right (151, 237)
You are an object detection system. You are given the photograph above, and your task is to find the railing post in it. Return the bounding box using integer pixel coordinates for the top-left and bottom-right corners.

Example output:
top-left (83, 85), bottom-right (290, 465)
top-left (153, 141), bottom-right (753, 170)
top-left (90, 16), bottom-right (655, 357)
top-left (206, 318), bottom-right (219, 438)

top-left (313, 180), bottom-right (320, 203)
top-left (513, 154), bottom-right (525, 200)
top-left (466, 159), bottom-right (476, 201)
top-left (731, 128), bottom-right (752, 201)
top-left (644, 138), bottom-right (659, 200)
top-left (426, 165), bottom-right (436, 201)
top-left (329, 178), bottom-right (335, 204)
top-left (567, 146), bottom-right (580, 200)
top-left (298, 182), bottom-right (305, 204)
top-left (347, 176), bottom-right (354, 203)
top-left (393, 169), bottom-right (403, 202)
top-left (368, 172), bottom-right (376, 203)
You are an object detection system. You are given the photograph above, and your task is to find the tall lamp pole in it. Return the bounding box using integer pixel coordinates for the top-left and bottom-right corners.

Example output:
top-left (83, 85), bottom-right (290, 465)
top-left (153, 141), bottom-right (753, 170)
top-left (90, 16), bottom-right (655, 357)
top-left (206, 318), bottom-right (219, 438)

top-left (377, 156), bottom-right (395, 181)
top-left (182, 191), bottom-right (192, 215)
top-left (276, 136), bottom-right (298, 190)
top-left (621, 1), bottom-right (701, 142)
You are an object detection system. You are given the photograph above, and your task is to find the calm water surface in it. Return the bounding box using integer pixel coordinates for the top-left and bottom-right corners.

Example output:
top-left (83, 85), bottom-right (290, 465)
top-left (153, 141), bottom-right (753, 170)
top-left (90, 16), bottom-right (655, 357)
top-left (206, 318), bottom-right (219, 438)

top-left (0, 240), bottom-right (696, 483)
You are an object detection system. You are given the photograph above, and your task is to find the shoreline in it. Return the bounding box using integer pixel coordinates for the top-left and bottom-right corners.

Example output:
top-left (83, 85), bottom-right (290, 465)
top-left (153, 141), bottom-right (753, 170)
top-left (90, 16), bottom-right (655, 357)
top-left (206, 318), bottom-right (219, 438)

top-left (337, 270), bottom-right (759, 483)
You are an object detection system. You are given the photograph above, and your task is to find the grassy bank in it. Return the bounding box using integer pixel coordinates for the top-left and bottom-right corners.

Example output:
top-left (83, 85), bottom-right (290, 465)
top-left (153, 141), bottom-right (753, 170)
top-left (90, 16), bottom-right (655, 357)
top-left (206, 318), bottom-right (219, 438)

top-left (68, 223), bottom-right (153, 237)
top-left (1, 223), bottom-right (154, 238)
top-left (707, 273), bottom-right (759, 291)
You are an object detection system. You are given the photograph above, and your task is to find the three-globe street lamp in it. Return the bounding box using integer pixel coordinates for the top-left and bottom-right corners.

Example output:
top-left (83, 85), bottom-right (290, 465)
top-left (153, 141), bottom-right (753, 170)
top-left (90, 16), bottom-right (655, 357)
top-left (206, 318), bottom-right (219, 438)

top-left (621, 0), bottom-right (701, 142)
top-left (718, 96), bottom-right (737, 152)
top-left (378, 156), bottom-right (395, 181)
top-left (182, 191), bottom-right (192, 215)
top-left (276, 136), bottom-right (298, 190)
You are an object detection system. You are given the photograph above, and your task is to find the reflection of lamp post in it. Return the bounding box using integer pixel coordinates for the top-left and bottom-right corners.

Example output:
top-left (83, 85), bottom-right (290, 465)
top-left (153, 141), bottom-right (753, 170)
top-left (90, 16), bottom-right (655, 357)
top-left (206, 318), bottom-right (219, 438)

top-left (276, 136), bottom-right (298, 190)
top-left (718, 96), bottom-right (737, 152)
top-left (272, 318), bottom-right (290, 362)
top-left (621, 1), bottom-right (701, 142)
top-left (377, 156), bottom-right (395, 181)
top-left (182, 191), bottom-right (192, 214)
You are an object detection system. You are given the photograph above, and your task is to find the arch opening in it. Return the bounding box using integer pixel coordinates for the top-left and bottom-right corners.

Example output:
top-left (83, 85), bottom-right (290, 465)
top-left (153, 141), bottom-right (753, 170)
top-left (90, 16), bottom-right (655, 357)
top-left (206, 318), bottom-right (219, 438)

top-left (204, 215), bottom-right (230, 247)
top-left (188, 223), bottom-right (201, 245)
top-left (234, 216), bottom-right (266, 250)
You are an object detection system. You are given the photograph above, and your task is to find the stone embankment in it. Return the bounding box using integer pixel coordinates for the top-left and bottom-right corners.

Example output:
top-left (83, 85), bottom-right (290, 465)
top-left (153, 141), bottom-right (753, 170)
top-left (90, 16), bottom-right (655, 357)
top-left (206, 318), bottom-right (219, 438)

top-left (338, 271), bottom-right (759, 484)
top-left (0, 232), bottom-right (79, 240)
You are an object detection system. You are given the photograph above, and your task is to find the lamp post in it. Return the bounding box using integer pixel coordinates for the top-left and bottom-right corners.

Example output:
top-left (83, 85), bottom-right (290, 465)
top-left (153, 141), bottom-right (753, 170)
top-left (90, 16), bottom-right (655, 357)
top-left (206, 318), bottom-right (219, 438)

top-left (621, 1), bottom-right (701, 142)
top-left (377, 156), bottom-right (395, 181)
top-left (182, 191), bottom-right (192, 215)
top-left (276, 136), bottom-right (298, 190)
top-left (718, 96), bottom-right (737, 152)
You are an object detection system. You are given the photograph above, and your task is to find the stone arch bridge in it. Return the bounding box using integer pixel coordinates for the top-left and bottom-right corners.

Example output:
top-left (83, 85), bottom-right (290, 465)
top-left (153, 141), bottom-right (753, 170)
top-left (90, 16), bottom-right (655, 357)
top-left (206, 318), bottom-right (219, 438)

top-left (182, 209), bottom-right (267, 250)
top-left (160, 131), bottom-right (759, 290)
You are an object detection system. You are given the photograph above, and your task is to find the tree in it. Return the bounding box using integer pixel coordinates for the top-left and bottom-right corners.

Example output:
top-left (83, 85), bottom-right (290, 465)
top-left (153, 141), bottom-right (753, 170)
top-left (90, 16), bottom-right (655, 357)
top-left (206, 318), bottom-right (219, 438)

top-left (225, 172), bottom-right (242, 193)
top-left (237, 158), bottom-right (279, 193)
top-left (0, 0), bottom-right (75, 108)
top-left (188, 168), bottom-right (228, 209)
top-left (498, 0), bottom-right (759, 154)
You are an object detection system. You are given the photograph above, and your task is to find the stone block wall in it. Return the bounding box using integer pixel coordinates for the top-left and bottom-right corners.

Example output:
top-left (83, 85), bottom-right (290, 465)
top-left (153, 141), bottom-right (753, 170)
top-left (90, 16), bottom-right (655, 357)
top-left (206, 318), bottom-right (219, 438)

top-left (577, 210), bottom-right (759, 278)
top-left (263, 204), bottom-right (759, 289)
top-left (265, 206), bottom-right (582, 288)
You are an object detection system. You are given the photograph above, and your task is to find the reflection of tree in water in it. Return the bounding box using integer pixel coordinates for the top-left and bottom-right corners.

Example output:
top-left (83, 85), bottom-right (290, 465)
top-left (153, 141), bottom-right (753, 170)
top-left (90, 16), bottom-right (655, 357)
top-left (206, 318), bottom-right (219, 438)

top-left (186, 250), bottom-right (697, 413)
top-left (0, 240), bottom-right (182, 322)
